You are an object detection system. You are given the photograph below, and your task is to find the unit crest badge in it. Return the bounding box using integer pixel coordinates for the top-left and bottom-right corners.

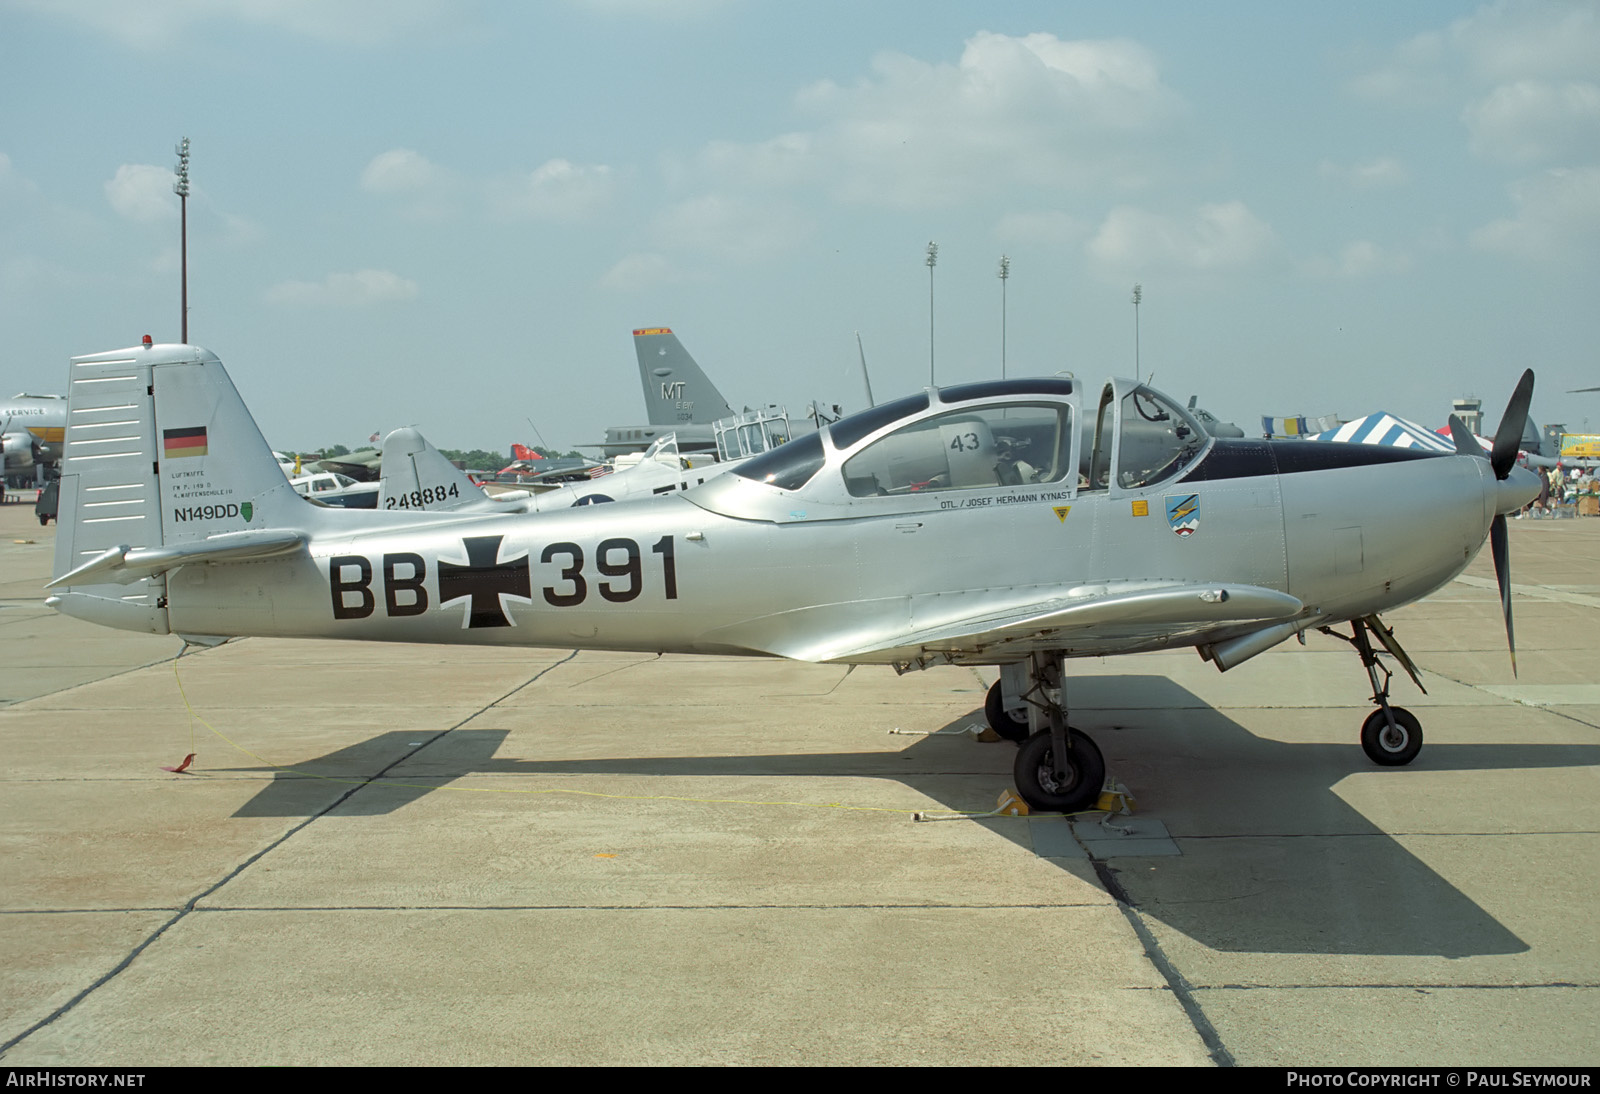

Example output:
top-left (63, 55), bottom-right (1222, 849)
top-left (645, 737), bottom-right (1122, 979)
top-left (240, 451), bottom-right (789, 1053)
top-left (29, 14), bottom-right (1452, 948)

top-left (1165, 494), bottom-right (1199, 537)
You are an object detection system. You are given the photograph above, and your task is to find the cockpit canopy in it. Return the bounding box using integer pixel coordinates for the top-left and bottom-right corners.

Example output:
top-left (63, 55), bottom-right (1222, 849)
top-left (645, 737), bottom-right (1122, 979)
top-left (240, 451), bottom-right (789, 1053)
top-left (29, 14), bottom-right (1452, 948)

top-left (701, 376), bottom-right (1206, 523)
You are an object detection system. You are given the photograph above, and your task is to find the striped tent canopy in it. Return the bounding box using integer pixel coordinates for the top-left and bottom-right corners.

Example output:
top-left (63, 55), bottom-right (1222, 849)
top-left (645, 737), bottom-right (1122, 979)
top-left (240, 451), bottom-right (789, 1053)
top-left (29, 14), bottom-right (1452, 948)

top-left (1303, 413), bottom-right (1457, 453)
top-left (1260, 414), bottom-right (1342, 438)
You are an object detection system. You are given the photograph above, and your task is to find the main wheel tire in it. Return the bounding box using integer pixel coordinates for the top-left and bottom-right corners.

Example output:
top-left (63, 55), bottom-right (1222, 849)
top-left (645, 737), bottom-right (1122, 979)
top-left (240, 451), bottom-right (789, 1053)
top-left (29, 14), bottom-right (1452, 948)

top-left (1013, 728), bottom-right (1106, 813)
top-left (984, 679), bottom-right (1030, 743)
top-left (1360, 707), bottom-right (1423, 767)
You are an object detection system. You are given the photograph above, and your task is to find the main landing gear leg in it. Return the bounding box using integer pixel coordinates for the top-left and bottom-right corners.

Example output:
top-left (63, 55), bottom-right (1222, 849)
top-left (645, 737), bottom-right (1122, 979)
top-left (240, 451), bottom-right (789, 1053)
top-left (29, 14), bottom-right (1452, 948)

top-left (1011, 651), bottom-right (1106, 813)
top-left (1324, 616), bottom-right (1425, 767)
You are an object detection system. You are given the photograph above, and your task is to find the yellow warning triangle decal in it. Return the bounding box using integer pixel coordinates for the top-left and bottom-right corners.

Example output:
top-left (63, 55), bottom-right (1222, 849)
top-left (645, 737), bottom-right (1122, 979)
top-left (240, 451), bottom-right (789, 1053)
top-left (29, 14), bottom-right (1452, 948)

top-left (1053, 505), bottom-right (1071, 523)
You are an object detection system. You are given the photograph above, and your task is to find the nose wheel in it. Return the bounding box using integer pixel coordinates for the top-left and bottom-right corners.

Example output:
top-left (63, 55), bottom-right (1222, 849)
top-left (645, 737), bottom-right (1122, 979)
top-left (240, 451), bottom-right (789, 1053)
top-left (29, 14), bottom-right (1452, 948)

top-left (1360, 706), bottom-right (1423, 766)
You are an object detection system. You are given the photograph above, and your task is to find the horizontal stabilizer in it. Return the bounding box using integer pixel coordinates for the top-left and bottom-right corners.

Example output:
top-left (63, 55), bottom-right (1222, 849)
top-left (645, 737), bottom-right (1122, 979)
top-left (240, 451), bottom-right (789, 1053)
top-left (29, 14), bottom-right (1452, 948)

top-left (47, 528), bottom-right (308, 588)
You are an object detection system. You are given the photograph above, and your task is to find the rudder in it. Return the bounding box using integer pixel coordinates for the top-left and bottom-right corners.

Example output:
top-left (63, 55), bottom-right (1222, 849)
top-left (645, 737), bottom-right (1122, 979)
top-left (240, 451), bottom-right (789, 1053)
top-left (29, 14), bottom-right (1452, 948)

top-left (632, 327), bottom-right (734, 426)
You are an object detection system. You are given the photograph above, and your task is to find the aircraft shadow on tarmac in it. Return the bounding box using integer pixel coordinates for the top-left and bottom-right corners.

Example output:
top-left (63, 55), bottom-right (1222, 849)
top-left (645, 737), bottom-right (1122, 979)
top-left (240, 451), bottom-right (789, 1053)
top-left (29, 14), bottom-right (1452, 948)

top-left (225, 675), bottom-right (1597, 959)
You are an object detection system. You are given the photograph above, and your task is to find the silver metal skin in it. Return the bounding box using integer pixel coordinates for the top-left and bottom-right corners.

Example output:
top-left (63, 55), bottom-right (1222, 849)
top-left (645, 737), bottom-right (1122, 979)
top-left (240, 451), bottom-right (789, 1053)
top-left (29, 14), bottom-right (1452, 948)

top-left (45, 344), bottom-right (1539, 809)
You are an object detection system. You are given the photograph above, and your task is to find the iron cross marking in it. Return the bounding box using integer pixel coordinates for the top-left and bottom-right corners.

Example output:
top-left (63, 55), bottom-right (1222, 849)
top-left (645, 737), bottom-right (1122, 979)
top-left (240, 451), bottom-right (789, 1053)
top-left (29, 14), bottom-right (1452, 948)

top-left (438, 535), bottom-right (532, 628)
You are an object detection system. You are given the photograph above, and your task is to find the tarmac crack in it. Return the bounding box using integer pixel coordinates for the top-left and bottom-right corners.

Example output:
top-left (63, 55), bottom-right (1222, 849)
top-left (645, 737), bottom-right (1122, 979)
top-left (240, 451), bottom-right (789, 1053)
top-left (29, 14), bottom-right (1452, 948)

top-left (1088, 856), bottom-right (1236, 1067)
top-left (1188, 981), bottom-right (1597, 991)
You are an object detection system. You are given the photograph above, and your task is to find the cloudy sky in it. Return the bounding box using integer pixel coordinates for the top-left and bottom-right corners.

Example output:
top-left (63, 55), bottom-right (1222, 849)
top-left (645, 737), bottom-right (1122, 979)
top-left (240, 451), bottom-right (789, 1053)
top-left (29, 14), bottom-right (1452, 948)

top-left (3, 0), bottom-right (1597, 452)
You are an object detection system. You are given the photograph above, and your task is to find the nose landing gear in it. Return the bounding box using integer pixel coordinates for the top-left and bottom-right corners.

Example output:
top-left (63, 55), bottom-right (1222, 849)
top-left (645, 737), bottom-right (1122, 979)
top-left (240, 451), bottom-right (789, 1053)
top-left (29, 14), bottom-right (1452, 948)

top-left (1323, 615), bottom-right (1426, 767)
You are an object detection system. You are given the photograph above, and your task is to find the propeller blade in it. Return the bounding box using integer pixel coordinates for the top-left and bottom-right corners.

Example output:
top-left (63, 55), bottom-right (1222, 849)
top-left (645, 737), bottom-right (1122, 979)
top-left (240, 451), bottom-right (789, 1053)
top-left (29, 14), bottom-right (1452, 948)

top-left (1490, 369), bottom-right (1535, 481)
top-left (1490, 512), bottom-right (1516, 677)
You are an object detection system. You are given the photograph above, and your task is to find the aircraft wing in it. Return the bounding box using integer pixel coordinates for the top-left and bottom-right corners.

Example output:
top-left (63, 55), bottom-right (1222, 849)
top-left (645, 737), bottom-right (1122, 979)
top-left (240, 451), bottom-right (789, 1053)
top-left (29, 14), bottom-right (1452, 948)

top-left (709, 582), bottom-right (1304, 664)
top-left (48, 529), bottom-right (309, 588)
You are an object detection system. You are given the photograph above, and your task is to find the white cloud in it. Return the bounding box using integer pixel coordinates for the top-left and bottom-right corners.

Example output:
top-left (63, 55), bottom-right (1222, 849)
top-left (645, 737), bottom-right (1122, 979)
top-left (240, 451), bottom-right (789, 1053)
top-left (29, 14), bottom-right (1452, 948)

top-left (0, 152), bottom-right (39, 205)
top-left (702, 31), bottom-right (1185, 210)
top-left (1303, 240), bottom-right (1413, 278)
top-left (599, 252), bottom-right (683, 292)
top-left (1353, 1), bottom-right (1600, 103)
top-left (1087, 202), bottom-right (1280, 274)
top-left (361, 148), bottom-right (456, 195)
top-left (1318, 157), bottom-right (1410, 189)
top-left (1349, 30), bottom-right (1452, 105)
top-left (653, 193), bottom-right (813, 261)
top-left (488, 159), bottom-right (617, 222)
top-left (361, 149), bottom-right (617, 223)
top-left (265, 268), bottom-right (420, 307)
top-left (359, 148), bottom-right (464, 221)
top-left (1447, 0), bottom-right (1600, 84)
top-left (1352, 2), bottom-right (1600, 166)
top-left (995, 210), bottom-right (1088, 245)
top-left (104, 164), bottom-right (177, 223)
top-left (1471, 166), bottom-right (1600, 262)
top-left (1463, 80), bottom-right (1600, 163)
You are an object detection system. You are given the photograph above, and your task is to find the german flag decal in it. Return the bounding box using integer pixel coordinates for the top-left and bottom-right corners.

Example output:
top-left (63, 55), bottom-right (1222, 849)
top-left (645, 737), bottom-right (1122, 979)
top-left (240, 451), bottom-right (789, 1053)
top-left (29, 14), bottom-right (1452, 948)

top-left (163, 427), bottom-right (208, 458)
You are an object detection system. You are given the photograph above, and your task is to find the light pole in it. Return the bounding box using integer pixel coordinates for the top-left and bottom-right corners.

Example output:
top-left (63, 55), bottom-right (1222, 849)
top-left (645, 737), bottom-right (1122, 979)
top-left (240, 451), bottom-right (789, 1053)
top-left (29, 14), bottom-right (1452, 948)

top-left (998, 255), bottom-right (1010, 379)
top-left (174, 138), bottom-right (191, 343)
top-left (926, 241), bottom-right (938, 385)
top-left (1131, 282), bottom-right (1142, 383)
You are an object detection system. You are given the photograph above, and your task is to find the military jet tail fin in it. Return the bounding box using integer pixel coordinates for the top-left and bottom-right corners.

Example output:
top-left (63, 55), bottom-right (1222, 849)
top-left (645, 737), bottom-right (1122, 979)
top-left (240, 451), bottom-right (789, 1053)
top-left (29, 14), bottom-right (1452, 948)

top-left (633, 327), bottom-right (735, 426)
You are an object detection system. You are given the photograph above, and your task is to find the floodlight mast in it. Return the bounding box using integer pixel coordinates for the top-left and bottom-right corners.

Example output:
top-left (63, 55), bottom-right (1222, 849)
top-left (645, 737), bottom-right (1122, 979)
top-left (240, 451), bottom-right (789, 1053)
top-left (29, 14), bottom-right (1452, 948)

top-left (926, 241), bottom-right (938, 385)
top-left (998, 255), bottom-right (1010, 380)
top-left (173, 138), bottom-right (191, 344)
top-left (1131, 282), bottom-right (1142, 384)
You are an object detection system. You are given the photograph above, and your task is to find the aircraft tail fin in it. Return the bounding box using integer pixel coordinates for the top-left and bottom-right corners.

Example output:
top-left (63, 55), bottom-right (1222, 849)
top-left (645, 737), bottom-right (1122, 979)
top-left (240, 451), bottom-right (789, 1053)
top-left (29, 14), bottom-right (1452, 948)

top-left (379, 427), bottom-right (537, 514)
top-left (632, 327), bottom-right (734, 426)
top-left (48, 343), bottom-right (306, 632)
top-left (510, 442), bottom-right (541, 462)
top-left (1519, 414), bottom-right (1542, 457)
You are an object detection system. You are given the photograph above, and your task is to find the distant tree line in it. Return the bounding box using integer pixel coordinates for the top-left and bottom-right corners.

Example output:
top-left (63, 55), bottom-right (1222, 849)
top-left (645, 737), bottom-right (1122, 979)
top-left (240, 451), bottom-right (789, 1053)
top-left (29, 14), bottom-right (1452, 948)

top-left (296, 444), bottom-right (586, 470)
top-left (439, 446), bottom-right (587, 468)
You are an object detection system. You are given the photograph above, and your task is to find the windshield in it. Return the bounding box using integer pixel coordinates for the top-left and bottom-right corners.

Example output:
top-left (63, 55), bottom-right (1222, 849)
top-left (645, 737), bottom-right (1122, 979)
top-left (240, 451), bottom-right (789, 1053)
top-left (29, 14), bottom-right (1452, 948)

top-left (827, 392), bottom-right (930, 450)
top-left (730, 431), bottom-right (827, 491)
top-left (1115, 386), bottom-right (1205, 489)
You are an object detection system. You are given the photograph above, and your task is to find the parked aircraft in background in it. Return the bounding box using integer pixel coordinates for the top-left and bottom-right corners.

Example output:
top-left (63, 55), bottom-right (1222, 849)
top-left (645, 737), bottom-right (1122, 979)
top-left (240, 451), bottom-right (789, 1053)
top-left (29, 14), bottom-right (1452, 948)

top-left (289, 469), bottom-right (379, 509)
top-left (46, 342), bottom-right (1537, 813)
top-left (485, 444), bottom-right (606, 486)
top-left (315, 447), bottom-right (383, 483)
top-left (2, 392), bottom-right (67, 485)
top-left (381, 403), bottom-right (802, 514)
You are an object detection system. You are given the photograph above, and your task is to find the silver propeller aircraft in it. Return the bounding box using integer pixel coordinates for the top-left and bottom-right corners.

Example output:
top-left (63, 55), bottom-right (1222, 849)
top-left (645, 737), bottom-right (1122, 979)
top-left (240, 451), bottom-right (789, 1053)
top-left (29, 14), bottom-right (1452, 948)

top-left (46, 341), bottom-right (1539, 812)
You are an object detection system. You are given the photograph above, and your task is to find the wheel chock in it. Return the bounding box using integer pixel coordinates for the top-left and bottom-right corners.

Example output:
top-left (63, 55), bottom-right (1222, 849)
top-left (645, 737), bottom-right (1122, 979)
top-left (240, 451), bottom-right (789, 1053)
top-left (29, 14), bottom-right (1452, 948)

top-left (1095, 778), bottom-right (1136, 815)
top-left (996, 789), bottom-right (1030, 816)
